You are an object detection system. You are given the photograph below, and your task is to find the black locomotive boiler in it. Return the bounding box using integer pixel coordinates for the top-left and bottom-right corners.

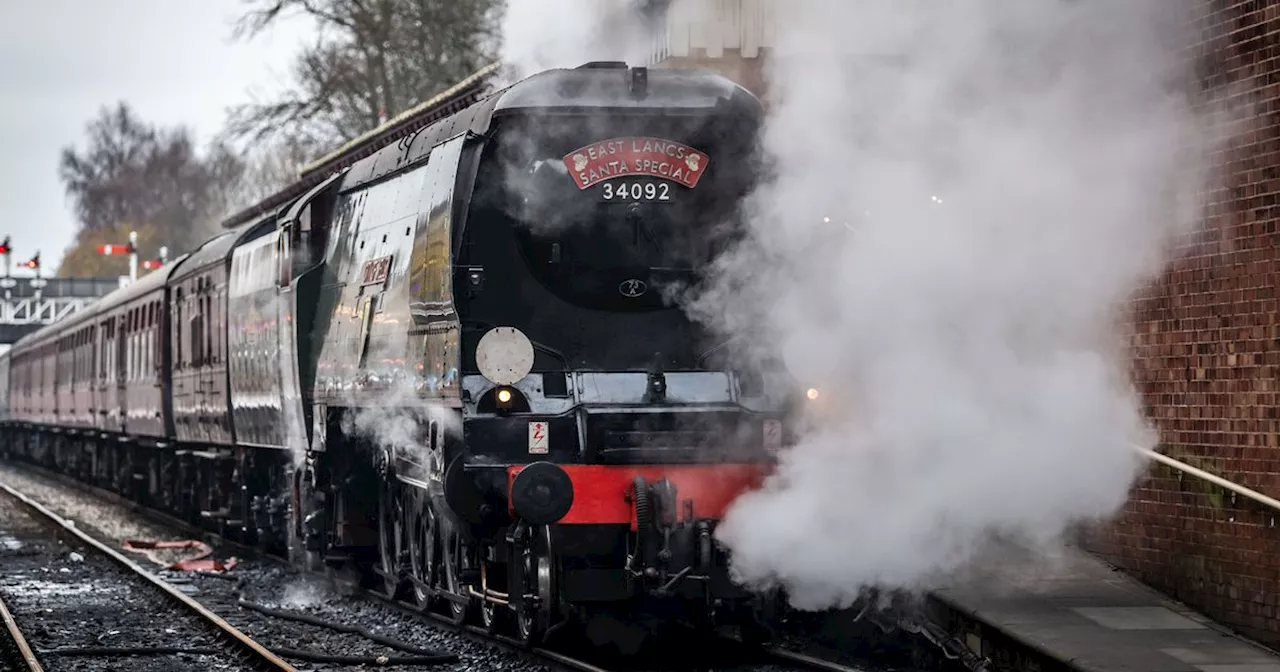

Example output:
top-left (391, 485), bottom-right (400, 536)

top-left (0, 63), bottom-right (811, 646)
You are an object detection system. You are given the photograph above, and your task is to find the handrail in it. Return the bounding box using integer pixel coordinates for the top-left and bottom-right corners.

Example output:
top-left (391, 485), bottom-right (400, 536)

top-left (1132, 444), bottom-right (1280, 513)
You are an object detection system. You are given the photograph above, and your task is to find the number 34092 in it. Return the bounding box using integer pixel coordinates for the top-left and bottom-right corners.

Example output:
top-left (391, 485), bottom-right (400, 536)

top-left (601, 181), bottom-right (671, 202)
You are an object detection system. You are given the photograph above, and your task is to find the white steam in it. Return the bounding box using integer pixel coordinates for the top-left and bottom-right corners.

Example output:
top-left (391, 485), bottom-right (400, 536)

top-left (491, 0), bottom-right (1233, 610)
top-left (340, 377), bottom-right (462, 477)
top-left (687, 0), bottom-right (1227, 609)
top-left (497, 0), bottom-right (659, 81)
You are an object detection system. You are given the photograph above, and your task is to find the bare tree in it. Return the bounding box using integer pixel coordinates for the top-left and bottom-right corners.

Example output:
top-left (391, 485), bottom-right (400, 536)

top-left (227, 0), bottom-right (503, 146)
top-left (212, 133), bottom-right (322, 221)
top-left (59, 102), bottom-right (248, 257)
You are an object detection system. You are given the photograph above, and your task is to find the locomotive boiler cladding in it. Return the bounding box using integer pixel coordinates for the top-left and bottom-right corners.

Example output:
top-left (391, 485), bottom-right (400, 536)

top-left (0, 63), bottom-right (815, 648)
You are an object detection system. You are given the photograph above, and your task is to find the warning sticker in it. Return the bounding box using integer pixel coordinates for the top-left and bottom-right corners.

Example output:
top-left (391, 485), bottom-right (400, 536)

top-left (762, 419), bottom-right (782, 454)
top-left (563, 137), bottom-right (709, 190)
top-left (528, 421), bottom-right (549, 455)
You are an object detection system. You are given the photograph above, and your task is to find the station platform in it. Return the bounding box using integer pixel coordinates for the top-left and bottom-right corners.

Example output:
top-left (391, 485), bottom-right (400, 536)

top-left (930, 540), bottom-right (1280, 672)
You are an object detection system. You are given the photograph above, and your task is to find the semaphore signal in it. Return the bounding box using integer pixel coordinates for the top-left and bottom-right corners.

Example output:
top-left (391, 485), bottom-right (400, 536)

top-left (96, 243), bottom-right (135, 255)
top-left (96, 231), bottom-right (145, 283)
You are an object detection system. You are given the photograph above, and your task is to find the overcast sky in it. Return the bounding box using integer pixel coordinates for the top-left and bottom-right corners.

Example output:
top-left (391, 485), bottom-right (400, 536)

top-left (0, 0), bottom-right (314, 275)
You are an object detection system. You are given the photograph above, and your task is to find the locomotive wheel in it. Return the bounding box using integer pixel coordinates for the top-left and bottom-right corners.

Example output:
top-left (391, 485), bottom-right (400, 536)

top-left (515, 525), bottom-right (555, 647)
top-left (479, 569), bottom-right (508, 634)
top-left (480, 596), bottom-right (496, 631)
top-left (408, 504), bottom-right (436, 610)
top-left (439, 523), bottom-right (471, 625)
top-left (377, 483), bottom-right (404, 598)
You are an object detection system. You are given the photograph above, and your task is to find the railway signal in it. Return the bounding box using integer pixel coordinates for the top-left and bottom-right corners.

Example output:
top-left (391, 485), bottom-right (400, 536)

top-left (97, 231), bottom-right (142, 283)
top-left (96, 243), bottom-right (134, 255)
top-left (0, 236), bottom-right (9, 277)
top-left (22, 252), bottom-right (40, 278)
top-left (139, 245), bottom-right (168, 273)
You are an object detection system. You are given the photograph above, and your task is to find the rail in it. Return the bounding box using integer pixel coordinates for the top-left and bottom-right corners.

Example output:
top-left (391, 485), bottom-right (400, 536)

top-left (1131, 444), bottom-right (1280, 513)
top-left (0, 482), bottom-right (297, 671)
top-left (0, 591), bottom-right (42, 672)
top-left (765, 647), bottom-right (875, 672)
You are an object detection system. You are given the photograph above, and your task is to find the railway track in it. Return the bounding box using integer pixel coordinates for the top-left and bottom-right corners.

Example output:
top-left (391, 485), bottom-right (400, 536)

top-left (373, 588), bottom-right (868, 672)
top-left (0, 481), bottom-right (295, 671)
top-left (1, 589), bottom-right (42, 672)
top-left (0, 460), bottom-right (872, 672)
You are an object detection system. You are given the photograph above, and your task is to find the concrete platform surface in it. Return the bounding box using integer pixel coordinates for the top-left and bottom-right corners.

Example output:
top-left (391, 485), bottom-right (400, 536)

top-left (932, 541), bottom-right (1280, 672)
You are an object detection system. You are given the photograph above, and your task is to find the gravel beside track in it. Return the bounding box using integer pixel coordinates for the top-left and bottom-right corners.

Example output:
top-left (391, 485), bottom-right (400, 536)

top-left (0, 488), bottom-right (244, 671)
top-left (184, 564), bottom-right (557, 671)
top-left (0, 462), bottom-right (562, 672)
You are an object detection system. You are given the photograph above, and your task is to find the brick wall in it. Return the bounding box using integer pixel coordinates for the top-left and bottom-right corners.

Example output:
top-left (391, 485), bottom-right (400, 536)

top-left (1083, 0), bottom-right (1280, 647)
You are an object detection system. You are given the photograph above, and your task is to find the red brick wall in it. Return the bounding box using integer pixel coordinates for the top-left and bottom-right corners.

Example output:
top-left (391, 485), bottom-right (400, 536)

top-left (1084, 0), bottom-right (1280, 647)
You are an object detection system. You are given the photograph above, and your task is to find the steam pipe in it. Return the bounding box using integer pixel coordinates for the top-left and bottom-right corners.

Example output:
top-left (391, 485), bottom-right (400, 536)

top-left (1131, 444), bottom-right (1280, 513)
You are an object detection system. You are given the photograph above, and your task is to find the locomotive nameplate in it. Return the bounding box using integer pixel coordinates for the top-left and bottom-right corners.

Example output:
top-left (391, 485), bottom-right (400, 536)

top-left (564, 137), bottom-right (708, 190)
top-left (360, 255), bottom-right (392, 287)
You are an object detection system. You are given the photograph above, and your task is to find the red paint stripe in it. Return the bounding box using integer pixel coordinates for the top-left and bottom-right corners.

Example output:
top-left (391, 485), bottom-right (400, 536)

top-left (506, 464), bottom-right (767, 526)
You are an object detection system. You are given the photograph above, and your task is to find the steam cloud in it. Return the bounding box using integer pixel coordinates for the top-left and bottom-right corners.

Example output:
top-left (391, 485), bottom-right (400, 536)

top-left (691, 0), bottom-right (1227, 609)
top-left (495, 0), bottom-right (1232, 609)
top-left (497, 0), bottom-right (660, 83)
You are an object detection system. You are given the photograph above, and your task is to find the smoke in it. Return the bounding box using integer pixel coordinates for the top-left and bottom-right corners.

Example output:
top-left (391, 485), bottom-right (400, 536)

top-left (340, 379), bottom-right (461, 475)
top-left (337, 314), bottom-right (464, 476)
top-left (684, 0), bottom-right (1232, 609)
top-left (496, 0), bottom-right (663, 83)
top-left (488, 0), bottom-right (1236, 609)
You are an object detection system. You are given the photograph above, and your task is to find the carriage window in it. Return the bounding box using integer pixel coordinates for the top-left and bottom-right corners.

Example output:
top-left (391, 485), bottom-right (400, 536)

top-left (132, 310), bottom-right (140, 381)
top-left (153, 301), bottom-right (161, 372)
top-left (175, 288), bottom-right (184, 368)
top-left (129, 324), bottom-right (136, 382)
top-left (213, 284), bottom-right (221, 364)
top-left (192, 312), bottom-right (204, 367)
top-left (204, 294), bottom-right (213, 364)
top-left (102, 322), bottom-right (110, 378)
top-left (211, 286), bottom-right (218, 364)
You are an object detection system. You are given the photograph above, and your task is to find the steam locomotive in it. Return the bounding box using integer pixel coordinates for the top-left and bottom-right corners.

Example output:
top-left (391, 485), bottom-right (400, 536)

top-left (0, 63), bottom-right (810, 645)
